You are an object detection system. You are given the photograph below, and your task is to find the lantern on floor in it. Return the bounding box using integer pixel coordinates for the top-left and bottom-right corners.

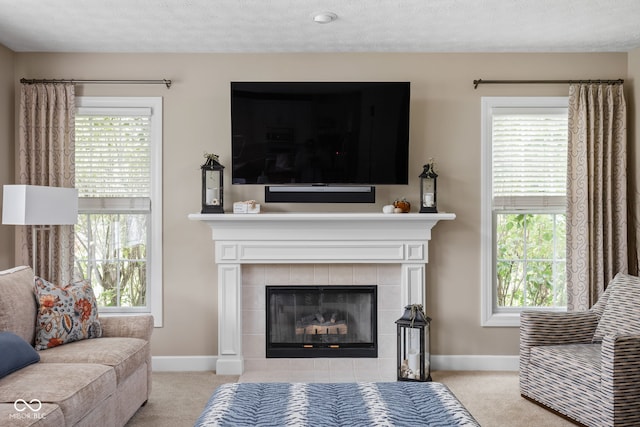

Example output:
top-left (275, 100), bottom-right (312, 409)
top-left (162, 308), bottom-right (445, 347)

top-left (419, 159), bottom-right (438, 213)
top-left (201, 153), bottom-right (224, 214)
top-left (396, 304), bottom-right (431, 382)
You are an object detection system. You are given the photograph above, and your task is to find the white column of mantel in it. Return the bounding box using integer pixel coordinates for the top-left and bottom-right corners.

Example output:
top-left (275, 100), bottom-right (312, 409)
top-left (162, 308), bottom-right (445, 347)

top-left (402, 264), bottom-right (427, 308)
top-left (189, 212), bottom-right (455, 375)
top-left (216, 264), bottom-right (243, 375)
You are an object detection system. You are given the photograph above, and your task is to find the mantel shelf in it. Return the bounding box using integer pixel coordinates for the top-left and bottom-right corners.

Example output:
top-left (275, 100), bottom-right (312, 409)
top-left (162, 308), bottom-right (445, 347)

top-left (189, 212), bottom-right (455, 242)
top-left (189, 212), bottom-right (456, 222)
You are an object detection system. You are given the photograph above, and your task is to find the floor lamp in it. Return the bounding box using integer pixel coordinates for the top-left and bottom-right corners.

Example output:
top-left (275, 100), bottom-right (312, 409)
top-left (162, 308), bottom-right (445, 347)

top-left (2, 185), bottom-right (78, 281)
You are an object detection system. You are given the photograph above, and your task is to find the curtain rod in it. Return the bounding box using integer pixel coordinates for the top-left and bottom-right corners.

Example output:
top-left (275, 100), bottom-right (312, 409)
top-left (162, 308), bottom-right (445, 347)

top-left (473, 78), bottom-right (623, 90)
top-left (20, 78), bottom-right (172, 89)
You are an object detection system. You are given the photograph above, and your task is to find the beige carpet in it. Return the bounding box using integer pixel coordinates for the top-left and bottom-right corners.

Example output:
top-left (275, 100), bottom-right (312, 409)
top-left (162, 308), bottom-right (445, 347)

top-left (126, 370), bottom-right (575, 426)
top-left (431, 371), bottom-right (575, 427)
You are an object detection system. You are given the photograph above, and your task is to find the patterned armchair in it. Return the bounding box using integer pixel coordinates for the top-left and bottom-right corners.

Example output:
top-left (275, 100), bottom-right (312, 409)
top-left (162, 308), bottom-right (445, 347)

top-left (520, 273), bottom-right (640, 427)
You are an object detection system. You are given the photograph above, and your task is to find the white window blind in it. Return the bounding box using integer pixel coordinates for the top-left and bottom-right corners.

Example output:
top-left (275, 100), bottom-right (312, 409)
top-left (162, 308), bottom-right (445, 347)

top-left (75, 108), bottom-right (151, 199)
top-left (492, 108), bottom-right (568, 210)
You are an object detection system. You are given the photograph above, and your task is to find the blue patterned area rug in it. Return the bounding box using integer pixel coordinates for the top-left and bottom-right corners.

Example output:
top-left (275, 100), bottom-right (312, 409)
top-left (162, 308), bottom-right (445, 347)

top-left (195, 381), bottom-right (480, 426)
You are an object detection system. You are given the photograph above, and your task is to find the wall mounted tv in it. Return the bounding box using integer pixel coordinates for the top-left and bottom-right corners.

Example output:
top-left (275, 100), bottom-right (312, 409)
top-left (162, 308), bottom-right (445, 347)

top-left (231, 82), bottom-right (410, 196)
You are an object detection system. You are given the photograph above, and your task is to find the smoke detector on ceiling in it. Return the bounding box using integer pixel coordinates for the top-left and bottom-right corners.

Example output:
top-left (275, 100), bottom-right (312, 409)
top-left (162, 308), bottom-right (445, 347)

top-left (313, 12), bottom-right (338, 24)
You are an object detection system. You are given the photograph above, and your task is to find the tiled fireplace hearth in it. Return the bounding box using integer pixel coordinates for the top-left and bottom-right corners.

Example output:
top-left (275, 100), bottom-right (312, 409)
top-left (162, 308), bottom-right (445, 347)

top-left (189, 213), bottom-right (455, 379)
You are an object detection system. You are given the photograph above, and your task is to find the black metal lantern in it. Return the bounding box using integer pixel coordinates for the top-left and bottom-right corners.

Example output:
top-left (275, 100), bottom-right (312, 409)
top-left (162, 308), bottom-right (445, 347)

top-left (396, 304), bottom-right (431, 382)
top-left (419, 160), bottom-right (438, 213)
top-left (201, 153), bottom-right (225, 214)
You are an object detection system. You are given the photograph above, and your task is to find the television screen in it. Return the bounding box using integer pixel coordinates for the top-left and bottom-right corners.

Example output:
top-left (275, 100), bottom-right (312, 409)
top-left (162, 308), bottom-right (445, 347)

top-left (231, 82), bottom-right (410, 185)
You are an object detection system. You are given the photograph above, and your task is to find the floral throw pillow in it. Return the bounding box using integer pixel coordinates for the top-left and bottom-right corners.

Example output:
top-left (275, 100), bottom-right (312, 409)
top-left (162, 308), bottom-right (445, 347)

top-left (34, 277), bottom-right (102, 350)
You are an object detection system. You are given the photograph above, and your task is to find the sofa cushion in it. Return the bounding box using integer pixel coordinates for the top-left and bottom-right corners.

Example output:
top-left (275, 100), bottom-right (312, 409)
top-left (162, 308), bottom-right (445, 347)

top-left (33, 277), bottom-right (102, 350)
top-left (0, 363), bottom-right (116, 426)
top-left (593, 273), bottom-right (640, 342)
top-left (0, 266), bottom-right (37, 345)
top-left (0, 332), bottom-right (40, 380)
top-left (37, 337), bottom-right (149, 386)
top-left (0, 402), bottom-right (65, 426)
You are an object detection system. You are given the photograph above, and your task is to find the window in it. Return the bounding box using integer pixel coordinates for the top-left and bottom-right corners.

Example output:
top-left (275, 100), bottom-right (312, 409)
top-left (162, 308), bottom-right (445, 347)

top-left (481, 97), bottom-right (568, 327)
top-left (74, 97), bottom-right (162, 326)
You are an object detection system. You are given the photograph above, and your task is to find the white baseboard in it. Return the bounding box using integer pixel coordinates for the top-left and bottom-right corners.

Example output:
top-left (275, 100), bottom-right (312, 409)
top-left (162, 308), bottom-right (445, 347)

top-left (152, 355), bottom-right (218, 372)
top-left (432, 355), bottom-right (519, 371)
top-left (151, 355), bottom-right (519, 372)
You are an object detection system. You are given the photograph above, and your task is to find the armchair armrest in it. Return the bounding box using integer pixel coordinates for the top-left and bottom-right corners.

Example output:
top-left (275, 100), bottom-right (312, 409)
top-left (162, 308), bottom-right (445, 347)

top-left (100, 314), bottom-right (154, 341)
top-left (520, 311), bottom-right (598, 361)
top-left (600, 334), bottom-right (640, 426)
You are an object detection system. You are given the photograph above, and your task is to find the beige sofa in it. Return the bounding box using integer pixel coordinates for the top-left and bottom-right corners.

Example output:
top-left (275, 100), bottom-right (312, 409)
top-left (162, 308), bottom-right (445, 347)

top-left (0, 266), bottom-right (153, 426)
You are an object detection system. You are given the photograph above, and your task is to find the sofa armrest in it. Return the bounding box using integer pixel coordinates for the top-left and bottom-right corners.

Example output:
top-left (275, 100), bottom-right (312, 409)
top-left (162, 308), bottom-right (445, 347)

top-left (100, 314), bottom-right (154, 341)
top-left (600, 334), bottom-right (640, 426)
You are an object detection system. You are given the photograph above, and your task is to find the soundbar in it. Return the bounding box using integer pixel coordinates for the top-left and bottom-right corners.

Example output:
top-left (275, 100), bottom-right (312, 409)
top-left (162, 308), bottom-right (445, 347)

top-left (265, 185), bottom-right (376, 203)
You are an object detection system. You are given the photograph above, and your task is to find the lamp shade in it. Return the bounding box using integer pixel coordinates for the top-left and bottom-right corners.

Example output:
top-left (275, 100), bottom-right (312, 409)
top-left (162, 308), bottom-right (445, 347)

top-left (2, 185), bottom-right (78, 225)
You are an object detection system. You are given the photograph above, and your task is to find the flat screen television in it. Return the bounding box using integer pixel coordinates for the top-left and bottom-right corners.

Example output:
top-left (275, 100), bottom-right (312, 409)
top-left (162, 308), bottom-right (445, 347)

top-left (231, 82), bottom-right (410, 187)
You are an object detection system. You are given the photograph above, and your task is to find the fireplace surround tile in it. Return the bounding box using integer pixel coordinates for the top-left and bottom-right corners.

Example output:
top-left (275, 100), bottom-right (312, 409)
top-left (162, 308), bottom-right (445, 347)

top-left (313, 265), bottom-right (330, 284)
top-left (290, 264), bottom-right (315, 284)
top-left (243, 310), bottom-right (265, 335)
top-left (328, 264), bottom-right (355, 284)
top-left (241, 263), bottom-right (401, 380)
top-left (238, 359), bottom-right (398, 383)
top-left (377, 283), bottom-right (402, 309)
top-left (329, 358), bottom-right (357, 372)
top-left (265, 358), bottom-right (292, 370)
top-left (242, 333), bottom-right (265, 358)
top-left (378, 264), bottom-right (403, 285)
top-left (243, 264), bottom-right (265, 285)
top-left (378, 309), bottom-right (400, 334)
top-left (378, 334), bottom-right (397, 359)
top-left (354, 264), bottom-right (379, 284)
top-left (265, 264), bottom-right (290, 284)
top-left (242, 285), bottom-right (265, 310)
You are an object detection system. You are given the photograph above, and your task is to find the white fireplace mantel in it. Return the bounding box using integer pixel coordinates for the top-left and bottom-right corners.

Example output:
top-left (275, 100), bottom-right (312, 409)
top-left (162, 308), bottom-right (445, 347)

top-left (188, 212), bottom-right (455, 375)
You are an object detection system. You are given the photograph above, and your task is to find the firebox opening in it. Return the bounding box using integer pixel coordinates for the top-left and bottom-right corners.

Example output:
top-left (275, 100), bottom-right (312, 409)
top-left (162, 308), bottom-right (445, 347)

top-left (266, 285), bottom-right (378, 358)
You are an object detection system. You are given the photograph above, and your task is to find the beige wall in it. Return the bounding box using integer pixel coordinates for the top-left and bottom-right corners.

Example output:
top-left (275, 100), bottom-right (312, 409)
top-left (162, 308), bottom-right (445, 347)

top-left (0, 44), bottom-right (15, 270)
top-left (10, 52), bottom-right (628, 358)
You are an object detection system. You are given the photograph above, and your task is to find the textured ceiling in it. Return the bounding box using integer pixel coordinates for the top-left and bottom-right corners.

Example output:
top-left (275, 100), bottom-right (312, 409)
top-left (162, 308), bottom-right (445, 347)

top-left (0, 0), bottom-right (639, 53)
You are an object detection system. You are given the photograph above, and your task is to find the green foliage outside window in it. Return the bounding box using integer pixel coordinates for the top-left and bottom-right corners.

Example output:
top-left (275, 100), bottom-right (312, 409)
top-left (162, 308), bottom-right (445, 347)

top-left (496, 213), bottom-right (566, 308)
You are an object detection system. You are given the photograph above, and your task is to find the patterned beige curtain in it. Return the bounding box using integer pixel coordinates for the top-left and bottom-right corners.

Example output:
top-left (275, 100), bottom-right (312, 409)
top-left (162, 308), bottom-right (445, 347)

top-left (17, 83), bottom-right (75, 284)
top-left (566, 83), bottom-right (627, 311)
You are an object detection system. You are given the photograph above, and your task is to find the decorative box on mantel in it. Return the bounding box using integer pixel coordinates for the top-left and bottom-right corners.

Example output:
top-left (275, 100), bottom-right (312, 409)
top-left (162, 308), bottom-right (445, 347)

top-left (188, 212), bottom-right (455, 375)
